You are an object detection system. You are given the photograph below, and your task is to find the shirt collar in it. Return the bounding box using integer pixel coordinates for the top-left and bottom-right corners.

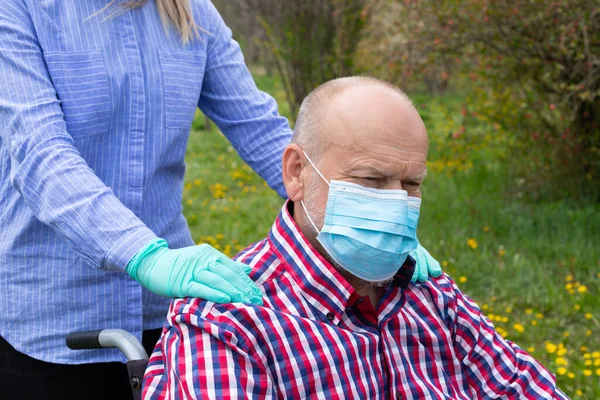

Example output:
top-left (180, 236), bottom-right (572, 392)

top-left (267, 201), bottom-right (415, 325)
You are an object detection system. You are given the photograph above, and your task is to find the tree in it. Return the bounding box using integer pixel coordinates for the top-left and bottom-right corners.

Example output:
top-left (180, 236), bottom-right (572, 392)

top-left (399, 0), bottom-right (600, 199)
top-left (249, 0), bottom-right (378, 119)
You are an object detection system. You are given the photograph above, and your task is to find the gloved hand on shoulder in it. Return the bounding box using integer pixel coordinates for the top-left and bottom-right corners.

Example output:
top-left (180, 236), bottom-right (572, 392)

top-left (126, 238), bottom-right (263, 305)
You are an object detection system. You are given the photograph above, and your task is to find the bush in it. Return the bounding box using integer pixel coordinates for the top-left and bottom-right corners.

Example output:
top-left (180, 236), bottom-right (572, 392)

top-left (362, 0), bottom-right (600, 200)
top-left (450, 0), bottom-right (600, 200)
top-left (248, 0), bottom-right (377, 119)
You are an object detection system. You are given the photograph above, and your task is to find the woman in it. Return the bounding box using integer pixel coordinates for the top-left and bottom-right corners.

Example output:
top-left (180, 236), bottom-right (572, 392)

top-left (0, 1), bottom-right (440, 398)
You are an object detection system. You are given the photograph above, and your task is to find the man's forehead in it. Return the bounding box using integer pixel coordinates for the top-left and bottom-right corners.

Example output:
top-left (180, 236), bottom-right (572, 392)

top-left (322, 86), bottom-right (428, 150)
top-left (326, 141), bottom-right (427, 177)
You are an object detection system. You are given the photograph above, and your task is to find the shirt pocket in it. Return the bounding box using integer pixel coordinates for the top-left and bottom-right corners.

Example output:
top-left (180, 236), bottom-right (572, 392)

top-left (44, 51), bottom-right (111, 139)
top-left (158, 51), bottom-right (205, 130)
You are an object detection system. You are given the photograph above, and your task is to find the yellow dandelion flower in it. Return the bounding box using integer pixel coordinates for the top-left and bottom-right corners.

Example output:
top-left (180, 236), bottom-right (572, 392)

top-left (531, 320), bottom-right (538, 326)
top-left (482, 304), bottom-right (489, 311)
top-left (466, 238), bottom-right (478, 249)
top-left (557, 348), bottom-right (567, 357)
top-left (187, 199), bottom-right (193, 205)
top-left (567, 372), bottom-right (575, 379)
top-left (584, 360), bottom-right (592, 366)
top-left (525, 309), bottom-right (533, 314)
top-left (585, 313), bottom-right (592, 320)
top-left (513, 323), bottom-right (524, 333)
top-left (563, 331), bottom-right (570, 338)
top-left (498, 248), bottom-right (506, 257)
top-left (586, 330), bottom-right (592, 336)
top-left (584, 353), bottom-right (592, 359)
top-left (593, 351), bottom-right (600, 358)
top-left (574, 304), bottom-right (581, 311)
top-left (505, 307), bottom-right (513, 313)
top-left (555, 357), bottom-right (568, 366)
top-left (565, 283), bottom-right (573, 291)
top-left (597, 272), bottom-right (600, 278)
top-left (483, 226), bottom-right (490, 232)
top-left (459, 276), bottom-right (468, 283)
top-left (576, 390), bottom-right (582, 396)
top-left (501, 316), bottom-right (509, 323)
top-left (578, 285), bottom-right (587, 293)
top-left (194, 179), bottom-right (201, 186)
top-left (596, 368), bottom-right (600, 376)
top-left (556, 367), bottom-right (567, 375)
top-left (497, 327), bottom-right (508, 337)
top-left (536, 313), bottom-right (544, 319)
top-left (594, 359), bottom-right (600, 366)
top-left (583, 369), bottom-right (592, 376)
top-left (580, 346), bottom-right (589, 352)
top-left (545, 343), bottom-right (557, 354)
top-left (565, 274), bottom-right (573, 282)
top-left (527, 346), bottom-right (535, 353)
top-left (441, 260), bottom-right (449, 267)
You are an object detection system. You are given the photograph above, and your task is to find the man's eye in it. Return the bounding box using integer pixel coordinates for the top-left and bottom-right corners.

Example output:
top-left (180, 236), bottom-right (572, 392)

top-left (362, 177), bottom-right (380, 182)
top-left (404, 181), bottom-right (420, 187)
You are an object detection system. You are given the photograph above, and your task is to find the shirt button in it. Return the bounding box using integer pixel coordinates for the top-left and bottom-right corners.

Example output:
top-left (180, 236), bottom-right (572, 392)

top-left (326, 312), bottom-right (334, 321)
top-left (396, 392), bottom-right (403, 400)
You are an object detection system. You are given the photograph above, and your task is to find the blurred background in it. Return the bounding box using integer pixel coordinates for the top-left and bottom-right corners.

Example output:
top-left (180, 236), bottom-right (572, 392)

top-left (185, 1), bottom-right (599, 397)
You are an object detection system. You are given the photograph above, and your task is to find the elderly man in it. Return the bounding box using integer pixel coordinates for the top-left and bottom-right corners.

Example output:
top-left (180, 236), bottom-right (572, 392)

top-left (142, 77), bottom-right (567, 399)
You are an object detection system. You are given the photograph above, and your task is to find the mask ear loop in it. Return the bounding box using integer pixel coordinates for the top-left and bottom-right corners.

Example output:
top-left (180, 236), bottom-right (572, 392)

top-left (303, 151), bottom-right (330, 187)
top-left (300, 200), bottom-right (320, 233)
top-left (300, 151), bottom-right (330, 234)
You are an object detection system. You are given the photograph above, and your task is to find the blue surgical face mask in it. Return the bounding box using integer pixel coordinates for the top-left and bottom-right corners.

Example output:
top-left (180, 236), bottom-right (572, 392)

top-left (301, 152), bottom-right (421, 282)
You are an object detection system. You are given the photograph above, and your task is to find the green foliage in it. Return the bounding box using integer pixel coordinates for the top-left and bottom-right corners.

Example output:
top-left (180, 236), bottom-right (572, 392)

top-left (448, 0), bottom-right (600, 200)
top-left (250, 0), bottom-right (377, 119)
top-left (362, 0), bottom-right (600, 200)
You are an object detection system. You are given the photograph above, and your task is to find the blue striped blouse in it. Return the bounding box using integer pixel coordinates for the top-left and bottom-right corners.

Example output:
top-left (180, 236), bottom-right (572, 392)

top-left (0, 0), bottom-right (292, 364)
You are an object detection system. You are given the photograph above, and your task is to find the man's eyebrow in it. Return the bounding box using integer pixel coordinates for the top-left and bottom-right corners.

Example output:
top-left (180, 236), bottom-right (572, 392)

top-left (349, 164), bottom-right (428, 181)
top-left (349, 164), bottom-right (387, 175)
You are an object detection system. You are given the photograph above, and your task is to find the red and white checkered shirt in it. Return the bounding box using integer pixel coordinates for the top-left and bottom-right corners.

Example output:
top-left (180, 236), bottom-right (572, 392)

top-left (142, 201), bottom-right (568, 399)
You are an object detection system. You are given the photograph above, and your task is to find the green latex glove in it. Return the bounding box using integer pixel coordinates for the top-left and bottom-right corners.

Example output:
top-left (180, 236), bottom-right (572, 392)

top-left (126, 238), bottom-right (263, 305)
top-left (410, 243), bottom-right (443, 283)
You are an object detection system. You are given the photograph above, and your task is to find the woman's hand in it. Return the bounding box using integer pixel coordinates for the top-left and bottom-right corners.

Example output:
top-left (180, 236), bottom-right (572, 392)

top-left (126, 238), bottom-right (263, 305)
top-left (410, 243), bottom-right (443, 283)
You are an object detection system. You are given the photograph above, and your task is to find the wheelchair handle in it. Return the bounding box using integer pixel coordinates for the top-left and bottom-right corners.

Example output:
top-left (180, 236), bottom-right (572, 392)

top-left (66, 329), bottom-right (149, 361)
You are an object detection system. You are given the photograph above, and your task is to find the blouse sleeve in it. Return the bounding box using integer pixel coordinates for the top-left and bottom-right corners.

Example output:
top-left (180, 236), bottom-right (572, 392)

top-left (0, 0), bottom-right (157, 270)
top-left (197, 0), bottom-right (292, 199)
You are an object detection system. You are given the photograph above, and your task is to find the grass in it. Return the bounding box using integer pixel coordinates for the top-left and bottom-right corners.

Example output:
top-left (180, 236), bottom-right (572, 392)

top-left (182, 73), bottom-right (600, 399)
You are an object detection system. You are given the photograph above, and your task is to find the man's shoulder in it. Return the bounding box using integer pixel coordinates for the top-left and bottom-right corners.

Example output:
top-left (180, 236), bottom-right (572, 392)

top-left (163, 237), bottom-right (291, 337)
top-left (409, 272), bottom-right (458, 295)
top-left (405, 272), bottom-right (482, 326)
top-left (233, 237), bottom-right (284, 285)
top-left (405, 273), bottom-right (465, 313)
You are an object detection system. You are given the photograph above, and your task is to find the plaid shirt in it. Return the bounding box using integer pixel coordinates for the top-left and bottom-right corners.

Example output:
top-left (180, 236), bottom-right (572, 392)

top-left (142, 202), bottom-right (568, 399)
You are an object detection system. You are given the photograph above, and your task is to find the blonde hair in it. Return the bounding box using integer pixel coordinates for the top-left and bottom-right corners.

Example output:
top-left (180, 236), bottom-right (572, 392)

top-left (98, 0), bottom-right (199, 44)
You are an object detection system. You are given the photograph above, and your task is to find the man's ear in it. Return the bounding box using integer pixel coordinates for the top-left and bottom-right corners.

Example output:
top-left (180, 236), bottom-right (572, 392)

top-left (282, 144), bottom-right (305, 201)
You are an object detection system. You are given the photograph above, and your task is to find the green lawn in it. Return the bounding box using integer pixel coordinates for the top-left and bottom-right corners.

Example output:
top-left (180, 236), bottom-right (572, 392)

top-left (182, 74), bottom-right (600, 399)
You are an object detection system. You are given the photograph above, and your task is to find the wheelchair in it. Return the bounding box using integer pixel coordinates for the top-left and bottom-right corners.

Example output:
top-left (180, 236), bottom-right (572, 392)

top-left (66, 329), bottom-right (149, 400)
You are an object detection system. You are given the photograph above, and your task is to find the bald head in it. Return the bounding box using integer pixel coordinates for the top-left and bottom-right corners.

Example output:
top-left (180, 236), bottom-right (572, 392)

top-left (282, 76), bottom-right (429, 288)
top-left (291, 77), bottom-right (425, 163)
